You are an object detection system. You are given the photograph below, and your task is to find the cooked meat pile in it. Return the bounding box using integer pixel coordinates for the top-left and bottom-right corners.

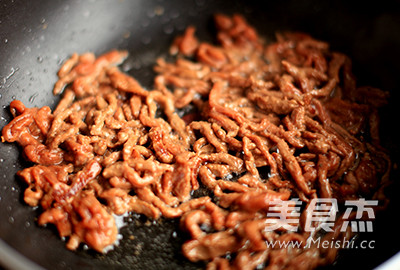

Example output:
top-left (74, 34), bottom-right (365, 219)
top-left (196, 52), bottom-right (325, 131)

top-left (1, 14), bottom-right (391, 269)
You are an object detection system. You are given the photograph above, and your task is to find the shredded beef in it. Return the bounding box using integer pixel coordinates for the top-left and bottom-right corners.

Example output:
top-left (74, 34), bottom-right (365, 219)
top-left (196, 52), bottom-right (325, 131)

top-left (1, 14), bottom-right (391, 269)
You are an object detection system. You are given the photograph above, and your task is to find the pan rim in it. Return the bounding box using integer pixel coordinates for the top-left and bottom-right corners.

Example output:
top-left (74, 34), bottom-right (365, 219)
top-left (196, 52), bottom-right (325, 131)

top-left (0, 238), bottom-right (44, 270)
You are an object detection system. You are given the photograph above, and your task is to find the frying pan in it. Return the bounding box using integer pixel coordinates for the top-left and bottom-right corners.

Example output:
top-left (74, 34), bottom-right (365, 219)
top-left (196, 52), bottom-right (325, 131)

top-left (1, 0), bottom-right (400, 269)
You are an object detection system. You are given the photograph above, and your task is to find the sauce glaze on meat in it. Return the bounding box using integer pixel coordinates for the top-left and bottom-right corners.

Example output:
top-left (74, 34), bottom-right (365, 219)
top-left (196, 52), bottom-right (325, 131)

top-left (1, 14), bottom-right (391, 269)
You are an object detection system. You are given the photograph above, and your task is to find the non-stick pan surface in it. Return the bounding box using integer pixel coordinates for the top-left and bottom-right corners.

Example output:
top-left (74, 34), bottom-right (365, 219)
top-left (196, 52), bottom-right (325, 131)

top-left (1, 0), bottom-right (400, 269)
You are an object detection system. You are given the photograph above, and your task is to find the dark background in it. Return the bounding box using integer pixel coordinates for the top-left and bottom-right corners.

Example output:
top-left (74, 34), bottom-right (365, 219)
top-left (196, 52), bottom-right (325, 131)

top-left (1, 0), bottom-right (400, 269)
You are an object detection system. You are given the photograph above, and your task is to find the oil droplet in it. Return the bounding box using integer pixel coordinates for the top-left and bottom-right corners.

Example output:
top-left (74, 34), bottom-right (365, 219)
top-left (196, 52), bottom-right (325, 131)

top-left (8, 217), bottom-right (14, 224)
top-left (37, 56), bottom-right (43, 63)
top-left (113, 213), bottom-right (128, 230)
top-left (154, 6), bottom-right (164, 16)
top-left (170, 10), bottom-right (180, 19)
top-left (123, 31), bottom-right (130, 39)
top-left (6, 67), bottom-right (18, 80)
top-left (141, 19), bottom-right (150, 28)
top-left (146, 9), bottom-right (156, 18)
top-left (163, 25), bottom-right (174, 35)
top-left (29, 93), bottom-right (39, 103)
top-left (25, 221), bottom-right (31, 228)
top-left (4, 38), bottom-right (8, 44)
top-left (11, 95), bottom-right (16, 100)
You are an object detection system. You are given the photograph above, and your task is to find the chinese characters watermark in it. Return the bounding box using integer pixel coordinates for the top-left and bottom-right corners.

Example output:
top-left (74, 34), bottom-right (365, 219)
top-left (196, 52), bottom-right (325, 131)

top-left (264, 198), bottom-right (378, 233)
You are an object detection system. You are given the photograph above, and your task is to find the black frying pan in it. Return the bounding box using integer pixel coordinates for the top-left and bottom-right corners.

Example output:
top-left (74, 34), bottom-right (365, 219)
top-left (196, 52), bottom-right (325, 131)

top-left (1, 0), bottom-right (400, 269)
